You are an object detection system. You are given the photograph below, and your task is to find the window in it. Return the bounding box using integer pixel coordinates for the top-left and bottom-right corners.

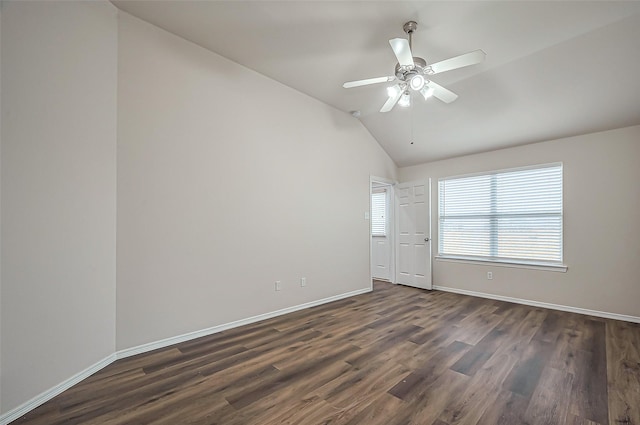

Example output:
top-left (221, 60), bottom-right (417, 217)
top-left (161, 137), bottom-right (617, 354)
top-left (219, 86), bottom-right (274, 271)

top-left (371, 189), bottom-right (387, 236)
top-left (438, 163), bottom-right (563, 266)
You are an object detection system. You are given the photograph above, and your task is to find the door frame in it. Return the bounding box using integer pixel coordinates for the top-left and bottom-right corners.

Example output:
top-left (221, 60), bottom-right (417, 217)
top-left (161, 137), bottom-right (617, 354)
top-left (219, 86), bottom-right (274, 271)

top-left (369, 176), bottom-right (397, 290)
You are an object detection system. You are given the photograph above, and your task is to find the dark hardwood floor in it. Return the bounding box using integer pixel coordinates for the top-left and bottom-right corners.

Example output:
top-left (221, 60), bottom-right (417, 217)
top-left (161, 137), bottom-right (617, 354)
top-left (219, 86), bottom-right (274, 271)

top-left (11, 281), bottom-right (640, 425)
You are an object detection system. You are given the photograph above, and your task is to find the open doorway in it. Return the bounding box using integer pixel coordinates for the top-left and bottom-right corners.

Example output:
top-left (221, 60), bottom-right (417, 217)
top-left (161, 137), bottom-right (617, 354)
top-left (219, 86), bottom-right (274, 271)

top-left (370, 177), bottom-right (395, 284)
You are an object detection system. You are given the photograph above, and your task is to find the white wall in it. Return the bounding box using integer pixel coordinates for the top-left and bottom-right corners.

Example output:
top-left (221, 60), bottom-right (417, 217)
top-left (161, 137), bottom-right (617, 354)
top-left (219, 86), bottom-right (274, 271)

top-left (115, 12), bottom-right (397, 350)
top-left (0, 1), bottom-right (118, 413)
top-left (400, 125), bottom-right (640, 318)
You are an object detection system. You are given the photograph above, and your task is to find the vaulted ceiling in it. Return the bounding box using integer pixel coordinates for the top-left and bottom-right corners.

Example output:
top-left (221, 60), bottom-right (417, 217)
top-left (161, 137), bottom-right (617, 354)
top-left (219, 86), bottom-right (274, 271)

top-left (112, 1), bottom-right (640, 166)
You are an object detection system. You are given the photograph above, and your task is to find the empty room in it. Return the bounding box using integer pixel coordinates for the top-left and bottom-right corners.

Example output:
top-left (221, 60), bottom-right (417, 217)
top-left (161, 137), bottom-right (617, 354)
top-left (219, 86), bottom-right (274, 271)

top-left (1, 1), bottom-right (640, 424)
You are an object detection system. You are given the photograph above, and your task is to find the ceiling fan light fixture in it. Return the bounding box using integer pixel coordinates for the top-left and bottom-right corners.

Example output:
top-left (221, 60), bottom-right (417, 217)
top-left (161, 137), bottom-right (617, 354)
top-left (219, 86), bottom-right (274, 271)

top-left (398, 92), bottom-right (411, 108)
top-left (409, 74), bottom-right (425, 91)
top-left (342, 21), bottom-right (486, 112)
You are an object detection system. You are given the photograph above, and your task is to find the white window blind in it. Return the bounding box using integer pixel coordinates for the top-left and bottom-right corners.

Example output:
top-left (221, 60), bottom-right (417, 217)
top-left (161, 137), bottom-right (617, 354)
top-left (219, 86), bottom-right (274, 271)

top-left (371, 190), bottom-right (387, 237)
top-left (438, 163), bottom-right (563, 265)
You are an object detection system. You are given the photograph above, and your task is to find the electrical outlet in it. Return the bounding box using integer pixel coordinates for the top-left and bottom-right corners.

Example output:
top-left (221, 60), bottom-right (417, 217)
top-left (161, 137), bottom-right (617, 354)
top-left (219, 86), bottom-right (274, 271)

top-left (300, 277), bottom-right (306, 287)
top-left (487, 272), bottom-right (493, 280)
top-left (275, 281), bottom-right (282, 291)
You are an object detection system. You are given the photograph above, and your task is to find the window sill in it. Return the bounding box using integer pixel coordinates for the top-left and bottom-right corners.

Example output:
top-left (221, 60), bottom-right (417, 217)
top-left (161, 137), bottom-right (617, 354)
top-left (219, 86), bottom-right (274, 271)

top-left (435, 256), bottom-right (568, 272)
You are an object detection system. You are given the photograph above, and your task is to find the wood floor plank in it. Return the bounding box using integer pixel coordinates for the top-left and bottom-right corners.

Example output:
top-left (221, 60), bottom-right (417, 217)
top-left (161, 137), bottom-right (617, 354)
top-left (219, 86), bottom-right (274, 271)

top-left (409, 319), bottom-right (459, 345)
top-left (567, 414), bottom-right (602, 425)
top-left (388, 340), bottom-right (471, 402)
top-left (475, 390), bottom-right (529, 425)
top-left (403, 370), bottom-right (469, 425)
top-left (10, 281), bottom-right (640, 425)
top-left (257, 398), bottom-right (338, 425)
top-left (322, 360), bottom-right (410, 409)
top-left (450, 328), bottom-right (506, 376)
top-left (438, 351), bottom-right (519, 425)
top-left (606, 319), bottom-right (640, 425)
top-left (356, 323), bottom-right (423, 350)
top-left (503, 338), bottom-right (554, 398)
top-left (570, 319), bottom-right (609, 424)
top-left (225, 344), bottom-right (359, 409)
top-left (549, 327), bottom-right (584, 374)
top-left (453, 303), bottom-right (504, 346)
top-left (533, 310), bottom-right (567, 343)
top-left (341, 392), bottom-right (411, 425)
top-left (523, 366), bottom-right (574, 425)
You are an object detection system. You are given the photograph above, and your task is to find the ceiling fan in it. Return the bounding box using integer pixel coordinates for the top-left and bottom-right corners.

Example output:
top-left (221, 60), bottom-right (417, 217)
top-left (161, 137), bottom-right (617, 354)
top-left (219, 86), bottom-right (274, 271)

top-left (343, 21), bottom-right (486, 112)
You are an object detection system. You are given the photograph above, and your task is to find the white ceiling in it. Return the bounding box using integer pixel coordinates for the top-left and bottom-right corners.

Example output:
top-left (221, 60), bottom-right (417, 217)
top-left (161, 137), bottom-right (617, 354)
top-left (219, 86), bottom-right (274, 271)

top-left (112, 1), bottom-right (640, 166)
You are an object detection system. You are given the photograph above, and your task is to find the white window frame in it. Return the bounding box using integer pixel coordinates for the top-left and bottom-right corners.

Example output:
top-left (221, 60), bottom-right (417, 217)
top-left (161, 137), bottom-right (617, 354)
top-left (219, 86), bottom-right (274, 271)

top-left (437, 163), bottom-right (567, 272)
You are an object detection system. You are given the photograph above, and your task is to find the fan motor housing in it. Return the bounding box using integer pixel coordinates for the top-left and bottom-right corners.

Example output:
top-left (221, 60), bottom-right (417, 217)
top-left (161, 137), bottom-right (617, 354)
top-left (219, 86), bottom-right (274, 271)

top-left (395, 57), bottom-right (430, 80)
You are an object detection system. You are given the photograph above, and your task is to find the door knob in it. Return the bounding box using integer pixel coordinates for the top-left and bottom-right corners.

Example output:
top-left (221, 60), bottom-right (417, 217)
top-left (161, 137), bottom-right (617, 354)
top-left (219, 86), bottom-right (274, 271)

top-left (424, 238), bottom-right (430, 242)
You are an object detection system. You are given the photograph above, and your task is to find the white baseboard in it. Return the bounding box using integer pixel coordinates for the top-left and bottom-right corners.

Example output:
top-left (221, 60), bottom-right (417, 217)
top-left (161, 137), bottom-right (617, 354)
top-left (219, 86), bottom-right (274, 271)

top-left (0, 287), bottom-right (371, 424)
top-left (433, 285), bottom-right (640, 324)
top-left (116, 287), bottom-right (371, 359)
top-left (0, 354), bottom-right (117, 425)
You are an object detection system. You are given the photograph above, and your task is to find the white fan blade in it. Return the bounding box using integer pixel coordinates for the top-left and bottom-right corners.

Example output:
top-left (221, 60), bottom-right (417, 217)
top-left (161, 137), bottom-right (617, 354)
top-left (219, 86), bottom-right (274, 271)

top-left (389, 38), bottom-right (414, 67)
top-left (343, 76), bottom-right (395, 89)
top-left (429, 50), bottom-right (486, 75)
top-left (380, 85), bottom-right (403, 112)
top-left (426, 81), bottom-right (458, 103)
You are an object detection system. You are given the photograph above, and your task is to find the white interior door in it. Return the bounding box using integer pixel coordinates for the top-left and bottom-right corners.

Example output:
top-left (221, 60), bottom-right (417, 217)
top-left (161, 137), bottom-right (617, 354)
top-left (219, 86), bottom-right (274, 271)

top-left (396, 180), bottom-right (432, 290)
